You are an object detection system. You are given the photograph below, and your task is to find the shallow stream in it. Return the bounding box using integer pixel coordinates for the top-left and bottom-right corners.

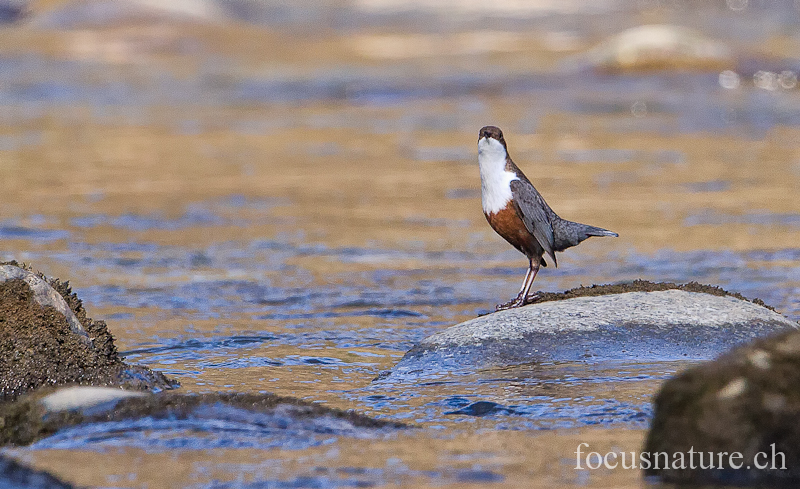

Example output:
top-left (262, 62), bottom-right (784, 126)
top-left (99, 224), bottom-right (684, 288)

top-left (1, 1), bottom-right (800, 487)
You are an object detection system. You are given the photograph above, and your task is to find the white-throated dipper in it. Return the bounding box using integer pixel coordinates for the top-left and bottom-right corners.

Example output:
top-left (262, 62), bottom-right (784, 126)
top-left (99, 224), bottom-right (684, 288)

top-left (477, 125), bottom-right (618, 311)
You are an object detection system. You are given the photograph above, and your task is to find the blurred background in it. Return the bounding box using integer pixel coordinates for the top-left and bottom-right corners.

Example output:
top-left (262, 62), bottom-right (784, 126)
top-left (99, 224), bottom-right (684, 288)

top-left (1, 0), bottom-right (800, 487)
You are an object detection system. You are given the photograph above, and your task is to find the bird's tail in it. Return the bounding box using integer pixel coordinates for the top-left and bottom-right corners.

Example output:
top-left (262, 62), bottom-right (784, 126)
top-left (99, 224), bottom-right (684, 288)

top-left (552, 219), bottom-right (618, 253)
top-left (584, 225), bottom-right (618, 238)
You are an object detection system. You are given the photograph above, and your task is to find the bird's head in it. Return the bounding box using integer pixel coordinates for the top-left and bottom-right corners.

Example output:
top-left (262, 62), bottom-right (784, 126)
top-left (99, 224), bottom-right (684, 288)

top-left (478, 125), bottom-right (507, 156)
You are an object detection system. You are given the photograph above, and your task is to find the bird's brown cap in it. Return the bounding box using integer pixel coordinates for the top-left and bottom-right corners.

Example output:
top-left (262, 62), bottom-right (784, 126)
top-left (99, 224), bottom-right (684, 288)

top-left (478, 126), bottom-right (506, 149)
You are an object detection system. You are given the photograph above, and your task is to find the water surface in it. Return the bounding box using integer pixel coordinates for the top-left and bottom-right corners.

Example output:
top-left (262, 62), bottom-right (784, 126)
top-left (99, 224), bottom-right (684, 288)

top-left (2, 1), bottom-right (800, 487)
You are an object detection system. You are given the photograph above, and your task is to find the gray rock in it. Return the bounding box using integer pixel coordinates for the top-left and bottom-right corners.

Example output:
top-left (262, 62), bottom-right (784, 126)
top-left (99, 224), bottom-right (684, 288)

top-left (0, 265), bottom-right (90, 346)
top-left (385, 290), bottom-right (797, 381)
top-left (645, 328), bottom-right (800, 485)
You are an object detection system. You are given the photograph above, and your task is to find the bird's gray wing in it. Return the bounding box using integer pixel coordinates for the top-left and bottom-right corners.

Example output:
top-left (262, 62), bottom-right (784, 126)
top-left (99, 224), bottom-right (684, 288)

top-left (509, 179), bottom-right (557, 266)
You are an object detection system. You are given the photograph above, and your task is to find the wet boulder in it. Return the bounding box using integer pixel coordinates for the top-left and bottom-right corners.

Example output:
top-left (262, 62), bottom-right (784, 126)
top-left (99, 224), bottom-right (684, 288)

top-left (645, 328), bottom-right (800, 486)
top-left (383, 281), bottom-right (797, 381)
top-left (0, 262), bottom-right (176, 400)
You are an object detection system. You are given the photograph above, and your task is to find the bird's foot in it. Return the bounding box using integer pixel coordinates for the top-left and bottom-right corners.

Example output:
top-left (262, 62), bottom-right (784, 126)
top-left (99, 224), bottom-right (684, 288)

top-left (496, 292), bottom-right (541, 311)
top-left (522, 292), bottom-right (541, 305)
top-left (495, 297), bottom-right (525, 311)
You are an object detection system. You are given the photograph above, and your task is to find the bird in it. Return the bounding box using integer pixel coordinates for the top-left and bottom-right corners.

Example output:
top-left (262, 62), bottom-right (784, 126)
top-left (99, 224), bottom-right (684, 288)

top-left (477, 125), bottom-right (618, 311)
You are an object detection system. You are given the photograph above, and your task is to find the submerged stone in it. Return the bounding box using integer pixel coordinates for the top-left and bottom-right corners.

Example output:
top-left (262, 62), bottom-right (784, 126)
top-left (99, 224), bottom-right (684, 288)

top-left (383, 283), bottom-right (797, 381)
top-left (0, 390), bottom-right (406, 447)
top-left (645, 328), bottom-right (800, 485)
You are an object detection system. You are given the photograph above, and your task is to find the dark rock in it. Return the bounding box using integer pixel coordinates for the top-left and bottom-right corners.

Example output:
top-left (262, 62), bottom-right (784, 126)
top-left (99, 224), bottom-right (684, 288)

top-left (0, 264), bottom-right (90, 343)
top-left (645, 328), bottom-right (800, 486)
top-left (445, 401), bottom-right (517, 416)
top-left (0, 261), bottom-right (177, 401)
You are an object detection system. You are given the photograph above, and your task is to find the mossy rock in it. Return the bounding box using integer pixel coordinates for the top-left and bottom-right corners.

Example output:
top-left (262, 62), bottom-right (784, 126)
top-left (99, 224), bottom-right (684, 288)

top-left (0, 261), bottom-right (177, 401)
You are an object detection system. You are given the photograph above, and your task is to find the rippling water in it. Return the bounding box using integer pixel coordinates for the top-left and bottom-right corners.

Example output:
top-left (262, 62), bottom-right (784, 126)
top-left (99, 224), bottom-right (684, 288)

top-left (2, 1), bottom-right (800, 487)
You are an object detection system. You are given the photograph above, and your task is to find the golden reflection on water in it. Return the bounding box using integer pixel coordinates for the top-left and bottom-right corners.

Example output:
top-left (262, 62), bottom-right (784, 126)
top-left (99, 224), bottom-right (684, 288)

top-left (3, 99), bottom-right (800, 254)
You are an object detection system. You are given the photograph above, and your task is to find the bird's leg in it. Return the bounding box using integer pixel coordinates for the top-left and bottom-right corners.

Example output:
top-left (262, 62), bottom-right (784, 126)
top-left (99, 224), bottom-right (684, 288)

top-left (520, 263), bottom-right (542, 305)
top-left (496, 259), bottom-right (540, 311)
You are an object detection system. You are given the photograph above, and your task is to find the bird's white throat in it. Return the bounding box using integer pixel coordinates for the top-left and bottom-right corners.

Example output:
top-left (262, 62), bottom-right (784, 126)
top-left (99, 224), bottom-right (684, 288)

top-left (478, 137), bottom-right (519, 215)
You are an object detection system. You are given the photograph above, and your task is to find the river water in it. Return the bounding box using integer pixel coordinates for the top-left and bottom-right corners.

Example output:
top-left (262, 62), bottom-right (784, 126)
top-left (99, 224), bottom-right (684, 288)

top-left (1, 1), bottom-right (800, 487)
